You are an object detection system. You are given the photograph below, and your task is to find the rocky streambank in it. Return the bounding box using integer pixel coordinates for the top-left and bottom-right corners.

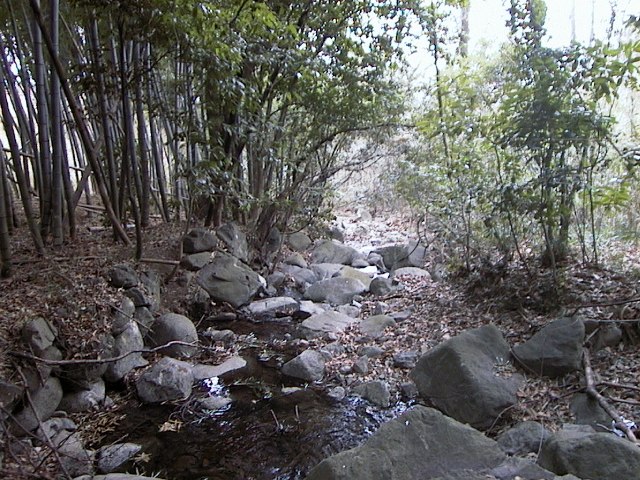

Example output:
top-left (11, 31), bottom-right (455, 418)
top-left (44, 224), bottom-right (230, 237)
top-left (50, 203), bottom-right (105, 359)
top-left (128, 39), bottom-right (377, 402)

top-left (1, 216), bottom-right (638, 479)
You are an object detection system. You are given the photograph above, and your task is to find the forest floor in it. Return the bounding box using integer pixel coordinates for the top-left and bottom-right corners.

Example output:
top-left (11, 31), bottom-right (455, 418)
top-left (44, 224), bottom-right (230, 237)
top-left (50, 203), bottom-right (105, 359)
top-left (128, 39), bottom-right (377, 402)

top-left (1, 210), bottom-right (640, 478)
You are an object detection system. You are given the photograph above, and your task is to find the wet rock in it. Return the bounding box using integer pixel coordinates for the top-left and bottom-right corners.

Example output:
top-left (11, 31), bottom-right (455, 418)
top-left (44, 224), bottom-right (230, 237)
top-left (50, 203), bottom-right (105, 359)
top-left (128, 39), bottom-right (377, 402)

top-left (284, 253), bottom-right (307, 268)
top-left (304, 277), bottom-right (367, 305)
top-left (393, 351), bottom-right (418, 369)
top-left (287, 232), bottom-right (312, 252)
top-left (136, 357), bottom-right (194, 403)
top-left (512, 317), bottom-right (585, 378)
top-left (311, 240), bottom-right (359, 265)
top-left (196, 252), bottom-right (263, 307)
top-left (216, 222), bottom-right (249, 262)
top-left (281, 350), bottom-right (325, 382)
top-left (353, 380), bottom-right (390, 407)
top-left (97, 443), bottom-right (142, 474)
top-left (306, 406), bottom-right (506, 480)
top-left (360, 314), bottom-right (395, 339)
top-left (338, 266), bottom-right (373, 289)
top-left (13, 377), bottom-right (63, 433)
top-left (198, 396), bottom-right (232, 411)
top-left (298, 311), bottom-right (358, 339)
top-left (180, 252), bottom-right (213, 271)
top-left (108, 264), bottom-right (138, 288)
top-left (182, 228), bottom-right (217, 254)
top-left (192, 356), bottom-right (247, 380)
top-left (497, 421), bottom-right (550, 456)
top-left (352, 356), bottom-right (369, 374)
top-left (147, 313), bottom-right (198, 359)
top-left (369, 277), bottom-right (396, 296)
top-left (569, 393), bottom-right (610, 431)
top-left (410, 324), bottom-right (522, 429)
top-left (22, 317), bottom-right (57, 354)
top-left (105, 322), bottom-right (147, 382)
top-left (538, 428), bottom-right (640, 479)
top-left (392, 266), bottom-right (432, 280)
top-left (59, 379), bottom-right (106, 413)
top-left (246, 297), bottom-right (299, 319)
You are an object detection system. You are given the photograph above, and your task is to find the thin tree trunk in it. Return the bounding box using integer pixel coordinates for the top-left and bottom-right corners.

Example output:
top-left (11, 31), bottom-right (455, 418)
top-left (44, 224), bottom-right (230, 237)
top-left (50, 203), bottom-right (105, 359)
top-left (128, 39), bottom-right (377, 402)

top-left (49, 0), bottom-right (64, 246)
top-left (0, 55), bottom-right (45, 254)
top-left (133, 41), bottom-right (150, 227)
top-left (29, 0), bottom-right (131, 245)
top-left (0, 150), bottom-right (12, 277)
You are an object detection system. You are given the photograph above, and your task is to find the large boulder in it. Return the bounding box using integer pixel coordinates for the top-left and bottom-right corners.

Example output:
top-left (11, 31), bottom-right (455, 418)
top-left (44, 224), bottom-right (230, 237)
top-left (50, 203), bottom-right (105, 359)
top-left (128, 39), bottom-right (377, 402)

top-left (338, 266), bottom-right (373, 289)
top-left (182, 228), bottom-right (217, 254)
top-left (287, 232), bottom-right (312, 252)
top-left (59, 379), bottom-right (106, 413)
top-left (107, 264), bottom-right (138, 289)
top-left (304, 277), bottom-right (367, 305)
top-left (305, 406), bottom-right (506, 480)
top-left (216, 222), bottom-right (250, 263)
top-left (538, 428), bottom-right (640, 479)
top-left (311, 240), bottom-right (359, 265)
top-left (146, 313), bottom-right (198, 359)
top-left (497, 421), bottom-right (550, 456)
top-left (136, 357), bottom-right (194, 403)
top-left (298, 311), bottom-right (358, 339)
top-left (512, 317), bottom-right (585, 378)
top-left (281, 350), bottom-right (325, 382)
top-left (180, 252), bottom-right (213, 271)
top-left (105, 322), bottom-right (148, 382)
top-left (196, 252), bottom-right (263, 308)
top-left (410, 325), bottom-right (522, 429)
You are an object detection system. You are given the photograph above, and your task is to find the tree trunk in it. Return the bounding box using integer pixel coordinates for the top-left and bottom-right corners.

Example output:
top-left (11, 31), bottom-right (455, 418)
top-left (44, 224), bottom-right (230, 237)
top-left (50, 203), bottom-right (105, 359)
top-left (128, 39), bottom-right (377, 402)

top-left (133, 41), bottom-right (150, 227)
top-left (0, 151), bottom-right (12, 277)
top-left (49, 0), bottom-right (64, 246)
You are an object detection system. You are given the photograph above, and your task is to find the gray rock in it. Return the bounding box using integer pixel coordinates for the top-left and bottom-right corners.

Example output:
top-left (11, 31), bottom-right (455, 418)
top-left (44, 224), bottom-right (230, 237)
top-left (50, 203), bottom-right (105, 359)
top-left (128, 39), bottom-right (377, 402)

top-left (108, 264), bottom-right (138, 288)
top-left (410, 325), bottom-right (522, 429)
top-left (105, 322), bottom-right (148, 382)
top-left (133, 306), bottom-right (155, 337)
top-left (192, 356), bottom-right (247, 380)
top-left (147, 313), bottom-right (198, 359)
top-left (287, 232), bottom-right (312, 251)
top-left (139, 270), bottom-right (161, 310)
top-left (353, 380), bottom-right (390, 407)
top-left (321, 342), bottom-right (346, 357)
top-left (284, 253), bottom-right (308, 269)
top-left (0, 380), bottom-right (23, 414)
top-left (392, 267), bottom-right (432, 279)
top-left (304, 277), bottom-right (367, 305)
top-left (372, 245), bottom-right (408, 271)
top-left (203, 328), bottom-right (236, 343)
top-left (281, 264), bottom-right (319, 288)
top-left (569, 393), bottom-right (610, 431)
top-left (12, 377), bottom-right (63, 433)
top-left (75, 475), bottom-right (166, 480)
top-left (246, 297), bottom-right (299, 319)
top-left (198, 396), bottom-right (232, 411)
top-left (352, 356), bottom-right (369, 374)
top-left (281, 350), bottom-right (325, 382)
top-left (367, 252), bottom-right (384, 267)
top-left (97, 443), bottom-right (142, 474)
top-left (393, 351), bottom-right (418, 369)
top-left (399, 382), bottom-right (418, 399)
top-left (592, 323), bottom-right (623, 351)
top-left (196, 252), bottom-right (263, 307)
top-left (22, 317), bottom-right (57, 354)
top-left (338, 266), bottom-right (373, 289)
top-left (36, 417), bottom-right (77, 442)
top-left (311, 262), bottom-right (344, 280)
top-left (111, 298), bottom-right (136, 336)
top-left (267, 271), bottom-right (286, 289)
top-left (59, 379), bottom-right (106, 413)
top-left (497, 421), bottom-right (550, 456)
top-left (182, 228), bottom-right (217, 254)
top-left (369, 277), bottom-right (396, 296)
top-left (336, 304), bottom-right (360, 318)
top-left (351, 258), bottom-right (370, 268)
top-left (311, 240), bottom-right (359, 265)
top-left (358, 346), bottom-right (385, 358)
top-left (299, 311), bottom-right (358, 339)
top-left (298, 301), bottom-right (328, 318)
top-left (512, 317), bottom-right (585, 378)
top-left (491, 457), bottom-right (558, 480)
top-left (216, 222), bottom-right (249, 262)
top-left (360, 315), bottom-right (396, 339)
top-left (63, 334), bottom-right (113, 389)
top-left (538, 429), bottom-right (640, 479)
top-left (305, 406), bottom-right (506, 480)
top-left (327, 225), bottom-right (345, 242)
top-left (180, 252), bottom-right (213, 271)
top-left (123, 287), bottom-right (153, 309)
top-left (136, 357), bottom-right (194, 403)
top-left (57, 431), bottom-right (95, 476)
top-left (327, 386), bottom-right (347, 402)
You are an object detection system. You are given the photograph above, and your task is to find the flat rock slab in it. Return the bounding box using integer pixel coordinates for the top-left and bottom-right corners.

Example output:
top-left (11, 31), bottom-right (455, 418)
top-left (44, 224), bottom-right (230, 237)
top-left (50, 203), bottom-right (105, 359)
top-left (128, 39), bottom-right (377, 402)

top-left (305, 406), bottom-right (506, 480)
top-left (246, 297), bottom-right (300, 318)
top-left (360, 314), bottom-right (396, 339)
top-left (512, 317), bottom-right (585, 378)
top-left (299, 311), bottom-right (359, 339)
top-left (392, 267), bottom-right (431, 279)
top-left (304, 277), bottom-right (367, 305)
top-left (192, 356), bottom-right (247, 380)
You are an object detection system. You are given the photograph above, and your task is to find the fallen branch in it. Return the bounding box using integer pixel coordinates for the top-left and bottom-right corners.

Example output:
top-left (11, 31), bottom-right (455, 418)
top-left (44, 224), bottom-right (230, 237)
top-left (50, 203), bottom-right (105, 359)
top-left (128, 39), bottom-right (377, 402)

top-left (582, 347), bottom-right (637, 443)
top-left (10, 340), bottom-right (209, 366)
top-left (139, 257), bottom-right (180, 266)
